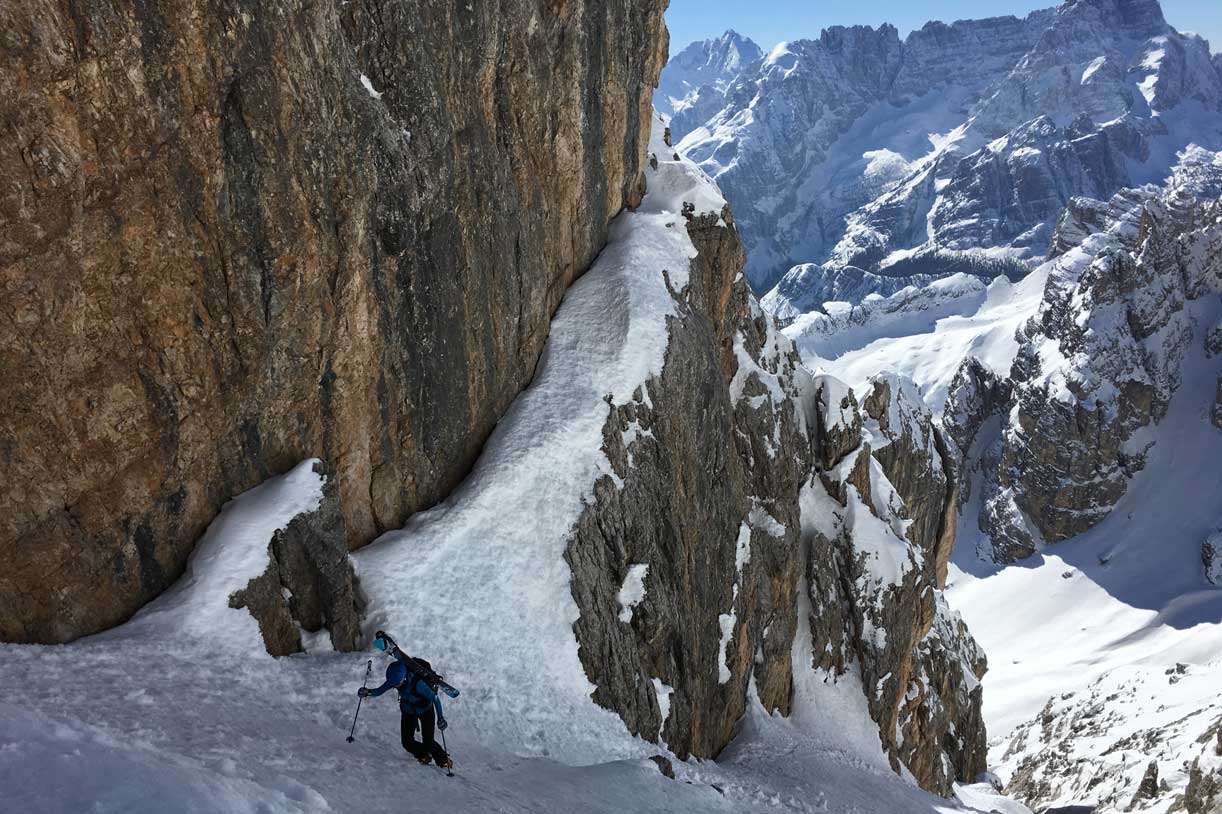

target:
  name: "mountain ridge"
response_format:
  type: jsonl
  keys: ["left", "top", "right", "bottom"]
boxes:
{"left": 663, "top": 0, "right": 1222, "bottom": 301}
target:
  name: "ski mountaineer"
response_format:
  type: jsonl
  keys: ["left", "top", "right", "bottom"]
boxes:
{"left": 358, "top": 636, "right": 453, "bottom": 769}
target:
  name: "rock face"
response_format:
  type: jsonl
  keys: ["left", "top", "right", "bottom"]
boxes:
{"left": 1131, "top": 759, "right": 1161, "bottom": 808}
{"left": 667, "top": 0, "right": 1222, "bottom": 299}
{"left": 1213, "top": 376, "right": 1222, "bottom": 429}
{"left": 861, "top": 375, "right": 957, "bottom": 587}
{"left": 802, "top": 372, "right": 987, "bottom": 795}
{"left": 0, "top": 0, "right": 667, "bottom": 643}
{"left": 1205, "top": 532, "right": 1222, "bottom": 587}
{"left": 1178, "top": 756, "right": 1222, "bottom": 814}
{"left": 563, "top": 139, "right": 986, "bottom": 790}
{"left": 977, "top": 182, "right": 1222, "bottom": 557}
{"left": 566, "top": 207, "right": 811, "bottom": 758}
{"left": 228, "top": 462, "right": 362, "bottom": 656}
{"left": 948, "top": 173, "right": 1222, "bottom": 562}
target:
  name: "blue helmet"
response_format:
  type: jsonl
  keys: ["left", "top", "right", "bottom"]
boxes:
{"left": 373, "top": 637, "right": 387, "bottom": 651}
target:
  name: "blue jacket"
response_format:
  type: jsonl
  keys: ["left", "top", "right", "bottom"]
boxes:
{"left": 369, "top": 660, "right": 443, "bottom": 717}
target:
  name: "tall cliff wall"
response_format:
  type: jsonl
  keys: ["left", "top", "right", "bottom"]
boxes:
{"left": 558, "top": 126, "right": 987, "bottom": 792}
{"left": 0, "top": 0, "right": 667, "bottom": 643}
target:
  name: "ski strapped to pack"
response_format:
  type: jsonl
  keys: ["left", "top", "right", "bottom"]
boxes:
{"left": 374, "top": 630, "right": 461, "bottom": 698}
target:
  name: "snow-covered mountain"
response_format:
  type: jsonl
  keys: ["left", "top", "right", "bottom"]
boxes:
{"left": 787, "top": 144, "right": 1222, "bottom": 811}
{"left": 666, "top": 0, "right": 1222, "bottom": 301}
{"left": 654, "top": 31, "right": 761, "bottom": 126}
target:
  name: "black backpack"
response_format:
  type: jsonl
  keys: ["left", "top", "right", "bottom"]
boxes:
{"left": 375, "top": 630, "right": 459, "bottom": 698}
{"left": 399, "top": 655, "right": 444, "bottom": 693}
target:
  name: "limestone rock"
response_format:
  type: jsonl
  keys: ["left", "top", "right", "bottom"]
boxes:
{"left": 1213, "top": 376, "right": 1222, "bottom": 430}
{"left": 648, "top": 755, "right": 676, "bottom": 779}
{"left": 815, "top": 376, "right": 863, "bottom": 470}
{"left": 861, "top": 374, "right": 957, "bottom": 587}
{"left": 566, "top": 206, "right": 811, "bottom": 760}
{"left": 228, "top": 462, "right": 361, "bottom": 656}
{"left": 1131, "top": 760, "right": 1161, "bottom": 809}
{"left": 1207, "top": 321, "right": 1222, "bottom": 357}
{"left": 969, "top": 184, "right": 1222, "bottom": 562}
{"left": 0, "top": 0, "right": 668, "bottom": 643}
{"left": 808, "top": 374, "right": 988, "bottom": 795}
{"left": 1175, "top": 759, "right": 1222, "bottom": 814}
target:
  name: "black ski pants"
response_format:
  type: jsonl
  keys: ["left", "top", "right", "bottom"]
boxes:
{"left": 401, "top": 707, "right": 448, "bottom": 764}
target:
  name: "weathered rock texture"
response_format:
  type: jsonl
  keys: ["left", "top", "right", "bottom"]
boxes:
{"left": 228, "top": 462, "right": 362, "bottom": 655}
{"left": 566, "top": 204, "right": 812, "bottom": 760}
{"left": 806, "top": 374, "right": 987, "bottom": 795}
{"left": 862, "top": 374, "right": 958, "bottom": 588}
{"left": 563, "top": 146, "right": 985, "bottom": 791}
{"left": 1204, "top": 532, "right": 1222, "bottom": 587}
{"left": 1176, "top": 758, "right": 1222, "bottom": 814}
{"left": 945, "top": 176, "right": 1222, "bottom": 563}
{"left": 0, "top": 0, "right": 667, "bottom": 643}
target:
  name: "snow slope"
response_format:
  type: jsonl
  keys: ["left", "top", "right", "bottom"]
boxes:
{"left": 947, "top": 319, "right": 1222, "bottom": 810}
{"left": 947, "top": 317, "right": 1222, "bottom": 734}
{"left": 0, "top": 115, "right": 1023, "bottom": 814}
{"left": 0, "top": 610, "right": 1017, "bottom": 814}
{"left": 354, "top": 114, "right": 713, "bottom": 767}
{"left": 785, "top": 271, "right": 1047, "bottom": 414}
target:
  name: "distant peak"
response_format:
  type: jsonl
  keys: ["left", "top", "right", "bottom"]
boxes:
{"left": 712, "top": 30, "right": 763, "bottom": 56}
{"left": 1057, "top": 0, "right": 1167, "bottom": 33}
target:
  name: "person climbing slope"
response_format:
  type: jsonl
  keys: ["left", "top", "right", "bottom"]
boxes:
{"left": 358, "top": 632, "right": 453, "bottom": 769}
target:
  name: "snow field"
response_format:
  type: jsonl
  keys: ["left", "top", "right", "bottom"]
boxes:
{"left": 948, "top": 299, "right": 1222, "bottom": 744}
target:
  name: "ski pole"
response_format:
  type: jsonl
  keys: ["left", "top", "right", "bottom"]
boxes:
{"left": 346, "top": 659, "right": 373, "bottom": 743}
{"left": 440, "top": 726, "right": 454, "bottom": 776}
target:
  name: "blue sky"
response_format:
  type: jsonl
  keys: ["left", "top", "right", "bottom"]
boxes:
{"left": 665, "top": 0, "right": 1222, "bottom": 56}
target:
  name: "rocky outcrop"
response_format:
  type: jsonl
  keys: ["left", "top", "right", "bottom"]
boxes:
{"left": 566, "top": 192, "right": 812, "bottom": 758}
{"left": 0, "top": 0, "right": 667, "bottom": 643}
{"left": 562, "top": 139, "right": 984, "bottom": 789}
{"left": 1204, "top": 532, "right": 1222, "bottom": 586}
{"left": 228, "top": 462, "right": 361, "bottom": 656}
{"left": 958, "top": 181, "right": 1222, "bottom": 561}
{"left": 1131, "top": 760, "right": 1162, "bottom": 809}
{"left": 1213, "top": 376, "right": 1222, "bottom": 429}
{"left": 861, "top": 374, "right": 957, "bottom": 587}
{"left": 803, "top": 373, "right": 987, "bottom": 795}
{"left": 1176, "top": 758, "right": 1222, "bottom": 814}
